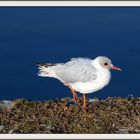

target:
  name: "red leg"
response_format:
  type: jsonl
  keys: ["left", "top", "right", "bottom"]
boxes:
{"left": 83, "top": 94, "right": 87, "bottom": 111}
{"left": 66, "top": 82, "right": 78, "bottom": 102}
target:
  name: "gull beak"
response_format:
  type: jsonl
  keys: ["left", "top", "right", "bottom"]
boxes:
{"left": 111, "top": 66, "right": 122, "bottom": 71}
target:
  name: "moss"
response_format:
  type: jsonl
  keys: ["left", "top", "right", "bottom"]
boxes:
{"left": 0, "top": 97, "right": 140, "bottom": 133}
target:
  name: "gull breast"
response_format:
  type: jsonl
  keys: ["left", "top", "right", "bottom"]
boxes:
{"left": 70, "top": 69, "right": 111, "bottom": 94}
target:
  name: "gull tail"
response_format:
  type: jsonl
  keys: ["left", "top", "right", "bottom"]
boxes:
{"left": 36, "top": 63, "right": 57, "bottom": 77}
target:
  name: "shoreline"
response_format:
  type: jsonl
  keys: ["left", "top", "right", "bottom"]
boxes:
{"left": 0, "top": 97, "right": 140, "bottom": 134}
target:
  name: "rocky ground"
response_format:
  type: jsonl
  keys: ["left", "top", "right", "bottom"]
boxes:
{"left": 0, "top": 97, "right": 140, "bottom": 134}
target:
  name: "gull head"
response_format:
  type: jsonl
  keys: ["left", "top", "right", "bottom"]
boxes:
{"left": 94, "top": 56, "right": 122, "bottom": 71}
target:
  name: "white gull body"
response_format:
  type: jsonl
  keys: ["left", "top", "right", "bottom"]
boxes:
{"left": 38, "top": 56, "right": 111, "bottom": 94}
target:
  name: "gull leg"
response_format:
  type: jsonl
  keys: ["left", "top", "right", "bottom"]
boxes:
{"left": 83, "top": 94, "right": 87, "bottom": 111}
{"left": 66, "top": 82, "right": 78, "bottom": 102}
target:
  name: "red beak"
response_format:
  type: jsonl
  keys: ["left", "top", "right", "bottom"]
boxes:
{"left": 111, "top": 66, "right": 122, "bottom": 71}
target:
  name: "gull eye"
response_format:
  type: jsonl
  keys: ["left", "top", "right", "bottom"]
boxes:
{"left": 104, "top": 62, "right": 108, "bottom": 66}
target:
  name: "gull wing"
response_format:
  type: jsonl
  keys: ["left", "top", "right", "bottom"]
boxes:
{"left": 53, "top": 58, "right": 97, "bottom": 83}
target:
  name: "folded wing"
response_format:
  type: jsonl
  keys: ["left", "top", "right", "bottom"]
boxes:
{"left": 53, "top": 58, "right": 97, "bottom": 83}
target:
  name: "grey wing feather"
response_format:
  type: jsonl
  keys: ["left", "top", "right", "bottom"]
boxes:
{"left": 52, "top": 58, "right": 97, "bottom": 83}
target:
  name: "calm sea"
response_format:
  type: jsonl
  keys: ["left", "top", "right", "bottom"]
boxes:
{"left": 0, "top": 7, "right": 140, "bottom": 100}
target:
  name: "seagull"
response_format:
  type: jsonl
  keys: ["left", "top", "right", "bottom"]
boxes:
{"left": 37, "top": 56, "right": 121, "bottom": 111}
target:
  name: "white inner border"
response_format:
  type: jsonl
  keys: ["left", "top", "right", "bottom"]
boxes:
{"left": 0, "top": 1, "right": 140, "bottom": 139}
{"left": 0, "top": 1, "right": 140, "bottom": 6}
{"left": 0, "top": 134, "right": 140, "bottom": 139}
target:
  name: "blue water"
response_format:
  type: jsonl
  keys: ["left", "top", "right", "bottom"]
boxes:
{"left": 0, "top": 7, "right": 140, "bottom": 101}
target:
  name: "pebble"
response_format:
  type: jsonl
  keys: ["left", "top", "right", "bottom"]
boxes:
{"left": 89, "top": 98, "right": 99, "bottom": 102}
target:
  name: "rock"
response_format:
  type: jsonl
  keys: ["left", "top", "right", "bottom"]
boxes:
{"left": 116, "top": 128, "right": 129, "bottom": 134}
{"left": 89, "top": 98, "right": 99, "bottom": 102}
{"left": 0, "top": 100, "right": 14, "bottom": 110}
{"left": 9, "top": 130, "right": 14, "bottom": 134}
{"left": 0, "top": 97, "right": 139, "bottom": 133}
{"left": 135, "top": 130, "right": 140, "bottom": 133}
{"left": 0, "top": 125, "right": 4, "bottom": 132}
